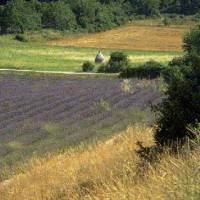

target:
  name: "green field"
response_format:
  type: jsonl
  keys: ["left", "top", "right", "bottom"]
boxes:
{"left": 0, "top": 34, "right": 182, "bottom": 72}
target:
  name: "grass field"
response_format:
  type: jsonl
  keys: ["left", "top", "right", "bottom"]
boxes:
{"left": 0, "top": 20, "right": 199, "bottom": 200}
{"left": 0, "top": 126, "right": 199, "bottom": 200}
{"left": 0, "top": 21, "right": 188, "bottom": 72}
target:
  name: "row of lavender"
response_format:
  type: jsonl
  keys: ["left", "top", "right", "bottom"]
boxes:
{"left": 0, "top": 74, "right": 163, "bottom": 159}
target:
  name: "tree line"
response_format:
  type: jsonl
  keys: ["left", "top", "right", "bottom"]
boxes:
{"left": 0, "top": 0, "right": 200, "bottom": 34}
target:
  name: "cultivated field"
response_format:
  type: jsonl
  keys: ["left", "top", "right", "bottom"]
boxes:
{"left": 0, "top": 20, "right": 187, "bottom": 72}
{"left": 0, "top": 73, "right": 163, "bottom": 175}
{"left": 52, "top": 22, "right": 190, "bottom": 52}
{"left": 0, "top": 19, "right": 198, "bottom": 200}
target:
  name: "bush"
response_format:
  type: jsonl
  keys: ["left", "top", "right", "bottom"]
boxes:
{"left": 168, "top": 57, "right": 186, "bottom": 67}
{"left": 155, "top": 25, "right": 200, "bottom": 146}
{"left": 155, "top": 54, "right": 200, "bottom": 146}
{"left": 183, "top": 25, "right": 200, "bottom": 55}
{"left": 120, "top": 60, "right": 165, "bottom": 79}
{"left": 155, "top": 26, "right": 200, "bottom": 146}
{"left": 97, "top": 64, "right": 106, "bottom": 73}
{"left": 15, "top": 34, "right": 28, "bottom": 42}
{"left": 103, "top": 52, "right": 130, "bottom": 73}
{"left": 82, "top": 61, "right": 95, "bottom": 72}
{"left": 162, "top": 17, "right": 171, "bottom": 26}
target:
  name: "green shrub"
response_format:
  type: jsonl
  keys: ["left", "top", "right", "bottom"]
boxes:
{"left": 155, "top": 54, "right": 200, "bottom": 146}
{"left": 97, "top": 64, "right": 106, "bottom": 73}
{"left": 103, "top": 52, "right": 130, "bottom": 73}
{"left": 155, "top": 26, "right": 200, "bottom": 146}
{"left": 120, "top": 60, "right": 165, "bottom": 79}
{"left": 183, "top": 25, "right": 200, "bottom": 55}
{"left": 15, "top": 34, "right": 28, "bottom": 42}
{"left": 169, "top": 57, "right": 186, "bottom": 67}
{"left": 82, "top": 61, "right": 95, "bottom": 72}
{"left": 162, "top": 17, "right": 171, "bottom": 26}
{"left": 193, "top": 13, "right": 200, "bottom": 22}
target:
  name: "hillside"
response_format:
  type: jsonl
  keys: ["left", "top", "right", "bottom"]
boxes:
{"left": 0, "top": 73, "right": 164, "bottom": 175}
{"left": 52, "top": 22, "right": 190, "bottom": 52}
{"left": 0, "top": 22, "right": 184, "bottom": 72}
{"left": 0, "top": 126, "right": 199, "bottom": 200}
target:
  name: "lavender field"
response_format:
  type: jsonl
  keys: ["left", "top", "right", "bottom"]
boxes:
{"left": 0, "top": 73, "right": 163, "bottom": 173}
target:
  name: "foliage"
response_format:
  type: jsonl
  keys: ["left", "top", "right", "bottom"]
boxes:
{"left": 82, "top": 61, "right": 95, "bottom": 72}
{"left": 168, "top": 56, "right": 186, "bottom": 67}
{"left": 120, "top": 60, "right": 165, "bottom": 79}
{"left": 1, "top": 0, "right": 200, "bottom": 34}
{"left": 130, "top": 0, "right": 161, "bottom": 16}
{"left": 0, "top": 0, "right": 41, "bottom": 33}
{"left": 103, "top": 52, "right": 130, "bottom": 73}
{"left": 183, "top": 25, "right": 200, "bottom": 55}
{"left": 155, "top": 55, "right": 200, "bottom": 146}
{"left": 155, "top": 25, "right": 200, "bottom": 146}
{"left": 41, "top": 1, "right": 76, "bottom": 30}
{"left": 162, "top": 17, "right": 170, "bottom": 26}
{"left": 14, "top": 34, "right": 28, "bottom": 42}
{"left": 161, "top": 15, "right": 189, "bottom": 26}
{"left": 97, "top": 64, "right": 106, "bottom": 73}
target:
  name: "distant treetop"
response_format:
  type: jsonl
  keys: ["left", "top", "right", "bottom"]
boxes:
{"left": 0, "top": 0, "right": 200, "bottom": 34}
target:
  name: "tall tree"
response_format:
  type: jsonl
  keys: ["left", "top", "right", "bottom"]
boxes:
{"left": 1, "top": 0, "right": 41, "bottom": 33}
{"left": 42, "top": 0, "right": 76, "bottom": 30}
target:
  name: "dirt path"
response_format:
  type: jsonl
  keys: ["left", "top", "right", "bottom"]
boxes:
{"left": 0, "top": 68, "right": 101, "bottom": 75}
{"left": 0, "top": 69, "right": 119, "bottom": 77}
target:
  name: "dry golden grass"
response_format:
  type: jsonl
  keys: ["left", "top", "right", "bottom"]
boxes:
{"left": 52, "top": 24, "right": 190, "bottom": 52}
{"left": 0, "top": 126, "right": 199, "bottom": 200}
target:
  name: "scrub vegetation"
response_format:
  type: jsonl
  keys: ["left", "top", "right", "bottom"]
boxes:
{"left": 0, "top": 1, "right": 199, "bottom": 199}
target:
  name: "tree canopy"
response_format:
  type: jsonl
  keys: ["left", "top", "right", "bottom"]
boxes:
{"left": 0, "top": 0, "right": 200, "bottom": 33}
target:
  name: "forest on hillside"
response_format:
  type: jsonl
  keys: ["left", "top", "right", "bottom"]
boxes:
{"left": 0, "top": 0, "right": 200, "bottom": 34}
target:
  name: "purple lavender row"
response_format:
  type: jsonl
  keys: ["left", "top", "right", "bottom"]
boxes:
{"left": 0, "top": 84, "right": 120, "bottom": 131}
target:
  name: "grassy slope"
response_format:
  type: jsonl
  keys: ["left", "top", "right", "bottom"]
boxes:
{"left": 0, "top": 73, "right": 161, "bottom": 179}
{"left": 0, "top": 126, "right": 199, "bottom": 200}
{"left": 52, "top": 20, "right": 191, "bottom": 52}
{"left": 0, "top": 21, "right": 198, "bottom": 199}
{"left": 0, "top": 21, "right": 186, "bottom": 72}
{"left": 0, "top": 107, "right": 151, "bottom": 178}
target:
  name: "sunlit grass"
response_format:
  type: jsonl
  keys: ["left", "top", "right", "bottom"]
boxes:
{"left": 0, "top": 33, "right": 182, "bottom": 72}
{"left": 53, "top": 22, "right": 190, "bottom": 52}
{"left": 0, "top": 126, "right": 199, "bottom": 200}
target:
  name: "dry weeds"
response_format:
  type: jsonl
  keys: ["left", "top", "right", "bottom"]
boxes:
{"left": 52, "top": 24, "right": 190, "bottom": 52}
{"left": 0, "top": 125, "right": 199, "bottom": 200}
